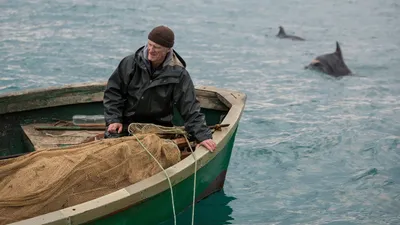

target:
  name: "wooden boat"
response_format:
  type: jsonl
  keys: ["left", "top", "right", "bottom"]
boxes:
{"left": 0, "top": 82, "right": 246, "bottom": 225}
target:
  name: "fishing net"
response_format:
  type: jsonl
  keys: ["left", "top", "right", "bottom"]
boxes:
{"left": 0, "top": 124, "right": 182, "bottom": 225}
{"left": 128, "top": 123, "right": 187, "bottom": 136}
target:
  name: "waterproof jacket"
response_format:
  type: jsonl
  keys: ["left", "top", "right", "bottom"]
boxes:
{"left": 103, "top": 46, "right": 212, "bottom": 142}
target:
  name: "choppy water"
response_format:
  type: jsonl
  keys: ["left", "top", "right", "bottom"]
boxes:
{"left": 1, "top": 0, "right": 400, "bottom": 224}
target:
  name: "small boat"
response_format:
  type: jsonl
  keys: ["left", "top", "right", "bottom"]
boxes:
{"left": 0, "top": 82, "right": 246, "bottom": 225}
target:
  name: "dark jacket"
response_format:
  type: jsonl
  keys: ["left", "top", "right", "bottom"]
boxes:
{"left": 103, "top": 46, "right": 212, "bottom": 142}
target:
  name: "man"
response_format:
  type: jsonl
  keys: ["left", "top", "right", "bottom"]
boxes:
{"left": 103, "top": 25, "right": 216, "bottom": 152}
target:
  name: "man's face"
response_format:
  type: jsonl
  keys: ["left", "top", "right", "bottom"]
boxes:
{"left": 147, "top": 40, "right": 170, "bottom": 64}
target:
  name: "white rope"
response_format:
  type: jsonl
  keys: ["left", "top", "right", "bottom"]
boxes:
{"left": 131, "top": 133, "right": 177, "bottom": 225}
{"left": 128, "top": 123, "right": 198, "bottom": 225}
{"left": 183, "top": 136, "right": 197, "bottom": 225}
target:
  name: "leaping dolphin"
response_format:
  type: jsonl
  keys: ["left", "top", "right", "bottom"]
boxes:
{"left": 305, "top": 41, "right": 352, "bottom": 77}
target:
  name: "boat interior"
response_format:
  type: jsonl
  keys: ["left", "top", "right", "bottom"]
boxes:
{"left": 0, "top": 101, "right": 229, "bottom": 161}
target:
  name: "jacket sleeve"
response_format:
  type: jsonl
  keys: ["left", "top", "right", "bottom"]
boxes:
{"left": 103, "top": 59, "right": 127, "bottom": 125}
{"left": 173, "top": 70, "right": 213, "bottom": 142}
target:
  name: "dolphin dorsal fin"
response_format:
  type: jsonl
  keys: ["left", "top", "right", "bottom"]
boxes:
{"left": 335, "top": 41, "right": 343, "bottom": 59}
{"left": 278, "top": 26, "right": 286, "bottom": 36}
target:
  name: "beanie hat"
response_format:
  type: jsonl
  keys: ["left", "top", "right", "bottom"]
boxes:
{"left": 148, "top": 25, "right": 175, "bottom": 48}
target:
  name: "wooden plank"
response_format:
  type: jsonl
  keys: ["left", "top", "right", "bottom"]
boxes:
{"left": 0, "top": 82, "right": 106, "bottom": 114}
{"left": 21, "top": 124, "right": 103, "bottom": 150}
{"left": 196, "top": 95, "right": 229, "bottom": 111}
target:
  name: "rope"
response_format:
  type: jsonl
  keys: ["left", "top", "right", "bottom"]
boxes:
{"left": 183, "top": 135, "right": 197, "bottom": 225}
{"left": 131, "top": 133, "right": 177, "bottom": 225}
{"left": 127, "top": 123, "right": 199, "bottom": 225}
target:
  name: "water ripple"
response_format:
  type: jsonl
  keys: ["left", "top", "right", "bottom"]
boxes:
{"left": 1, "top": 0, "right": 400, "bottom": 224}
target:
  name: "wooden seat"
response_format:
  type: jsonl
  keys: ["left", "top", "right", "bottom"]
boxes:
{"left": 21, "top": 123, "right": 104, "bottom": 151}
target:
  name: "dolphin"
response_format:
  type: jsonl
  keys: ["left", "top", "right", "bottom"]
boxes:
{"left": 276, "top": 26, "right": 305, "bottom": 41}
{"left": 305, "top": 41, "right": 352, "bottom": 77}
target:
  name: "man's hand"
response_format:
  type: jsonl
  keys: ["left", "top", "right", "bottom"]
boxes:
{"left": 107, "top": 123, "right": 123, "bottom": 133}
{"left": 198, "top": 139, "right": 216, "bottom": 152}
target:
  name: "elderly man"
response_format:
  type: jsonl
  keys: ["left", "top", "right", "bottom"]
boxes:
{"left": 103, "top": 25, "right": 216, "bottom": 152}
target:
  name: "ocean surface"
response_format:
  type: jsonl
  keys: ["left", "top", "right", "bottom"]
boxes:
{"left": 1, "top": 0, "right": 399, "bottom": 224}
